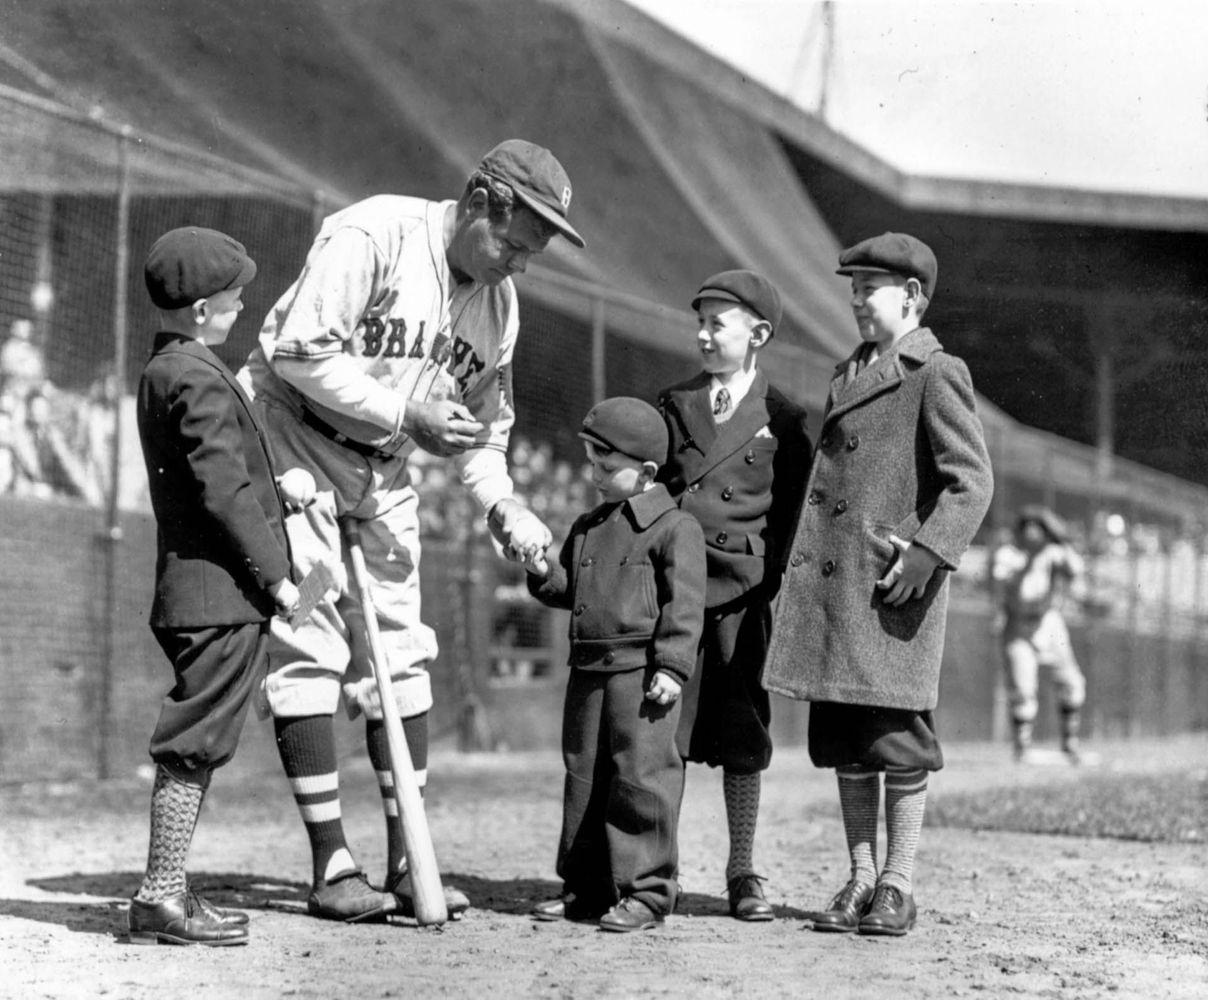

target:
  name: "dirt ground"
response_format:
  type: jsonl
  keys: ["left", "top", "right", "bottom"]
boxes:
{"left": 1, "top": 733, "right": 1205, "bottom": 1000}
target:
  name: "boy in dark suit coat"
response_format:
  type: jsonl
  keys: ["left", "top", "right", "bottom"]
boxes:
{"left": 764, "top": 233, "right": 993, "bottom": 936}
{"left": 657, "top": 270, "right": 811, "bottom": 920}
{"left": 129, "top": 227, "right": 299, "bottom": 946}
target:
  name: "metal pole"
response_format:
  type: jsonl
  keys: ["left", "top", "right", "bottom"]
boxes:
{"left": 590, "top": 296, "right": 606, "bottom": 404}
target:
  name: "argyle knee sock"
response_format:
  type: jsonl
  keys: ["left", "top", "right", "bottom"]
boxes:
{"left": 881, "top": 767, "right": 929, "bottom": 895}
{"left": 1060, "top": 707, "right": 1081, "bottom": 752}
{"left": 366, "top": 712, "right": 429, "bottom": 878}
{"left": 1012, "top": 718, "right": 1034, "bottom": 757}
{"left": 836, "top": 767, "right": 880, "bottom": 886}
{"left": 274, "top": 714, "right": 354, "bottom": 885}
{"left": 135, "top": 765, "right": 207, "bottom": 902}
{"left": 722, "top": 771, "right": 761, "bottom": 881}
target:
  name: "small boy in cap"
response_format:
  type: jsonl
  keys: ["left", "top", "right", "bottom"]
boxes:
{"left": 129, "top": 227, "right": 300, "bottom": 945}
{"left": 764, "top": 232, "right": 993, "bottom": 936}
{"left": 990, "top": 504, "right": 1088, "bottom": 763}
{"left": 526, "top": 396, "right": 706, "bottom": 932}
{"left": 656, "top": 269, "right": 811, "bottom": 920}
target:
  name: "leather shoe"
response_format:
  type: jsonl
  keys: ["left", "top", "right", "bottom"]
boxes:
{"left": 599, "top": 896, "right": 663, "bottom": 933}
{"left": 128, "top": 889, "right": 248, "bottom": 946}
{"left": 307, "top": 869, "right": 396, "bottom": 923}
{"left": 807, "top": 879, "right": 875, "bottom": 933}
{"left": 727, "top": 874, "right": 774, "bottom": 922}
{"left": 385, "top": 870, "right": 471, "bottom": 921}
{"left": 192, "top": 890, "right": 249, "bottom": 926}
{"left": 858, "top": 883, "right": 917, "bottom": 936}
{"left": 532, "top": 893, "right": 610, "bottom": 923}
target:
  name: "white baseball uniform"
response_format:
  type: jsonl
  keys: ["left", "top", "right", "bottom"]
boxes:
{"left": 239, "top": 195, "right": 519, "bottom": 720}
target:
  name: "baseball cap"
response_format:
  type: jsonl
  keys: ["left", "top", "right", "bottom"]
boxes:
{"left": 145, "top": 227, "right": 257, "bottom": 309}
{"left": 1017, "top": 504, "right": 1068, "bottom": 544}
{"left": 477, "top": 139, "right": 585, "bottom": 249}
{"left": 691, "top": 269, "right": 783, "bottom": 331}
{"left": 578, "top": 397, "right": 668, "bottom": 466}
{"left": 836, "top": 232, "right": 938, "bottom": 298}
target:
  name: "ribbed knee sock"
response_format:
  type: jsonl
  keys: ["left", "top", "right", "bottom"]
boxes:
{"left": 275, "top": 714, "right": 353, "bottom": 885}
{"left": 135, "top": 765, "right": 207, "bottom": 902}
{"left": 722, "top": 771, "right": 761, "bottom": 881}
{"left": 836, "top": 767, "right": 880, "bottom": 886}
{"left": 881, "top": 767, "right": 929, "bottom": 895}
{"left": 366, "top": 712, "right": 429, "bottom": 877}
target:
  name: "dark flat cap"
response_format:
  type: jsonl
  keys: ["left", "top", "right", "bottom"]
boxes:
{"left": 691, "top": 269, "right": 782, "bottom": 331}
{"left": 145, "top": 227, "right": 257, "bottom": 309}
{"left": 836, "top": 232, "right": 937, "bottom": 298}
{"left": 579, "top": 396, "right": 668, "bottom": 465}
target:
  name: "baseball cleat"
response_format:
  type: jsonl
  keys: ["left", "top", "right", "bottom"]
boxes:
{"left": 307, "top": 869, "right": 396, "bottom": 923}
{"left": 385, "top": 870, "right": 470, "bottom": 921}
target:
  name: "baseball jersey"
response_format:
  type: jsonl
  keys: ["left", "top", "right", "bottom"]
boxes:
{"left": 240, "top": 195, "right": 518, "bottom": 511}
{"left": 992, "top": 542, "right": 1083, "bottom": 619}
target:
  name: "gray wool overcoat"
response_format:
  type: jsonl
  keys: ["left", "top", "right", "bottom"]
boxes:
{"left": 762, "top": 327, "right": 994, "bottom": 712}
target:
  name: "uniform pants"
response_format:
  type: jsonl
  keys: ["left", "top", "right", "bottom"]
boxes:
{"left": 558, "top": 667, "right": 684, "bottom": 916}
{"left": 149, "top": 621, "right": 269, "bottom": 781}
{"left": 1003, "top": 609, "right": 1086, "bottom": 723}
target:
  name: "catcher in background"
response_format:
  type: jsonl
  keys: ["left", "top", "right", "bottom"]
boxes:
{"left": 990, "top": 504, "right": 1088, "bottom": 763}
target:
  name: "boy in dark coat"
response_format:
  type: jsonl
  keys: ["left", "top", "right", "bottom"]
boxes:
{"left": 129, "top": 227, "right": 299, "bottom": 945}
{"left": 657, "top": 270, "right": 811, "bottom": 920}
{"left": 527, "top": 397, "right": 706, "bottom": 932}
{"left": 764, "top": 233, "right": 993, "bottom": 936}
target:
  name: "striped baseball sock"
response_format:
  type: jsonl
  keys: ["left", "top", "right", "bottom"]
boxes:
{"left": 366, "top": 712, "right": 429, "bottom": 878}
{"left": 836, "top": 767, "right": 880, "bottom": 886}
{"left": 274, "top": 714, "right": 355, "bottom": 885}
{"left": 881, "top": 767, "right": 929, "bottom": 895}
{"left": 135, "top": 765, "right": 207, "bottom": 902}
{"left": 722, "top": 771, "right": 761, "bottom": 881}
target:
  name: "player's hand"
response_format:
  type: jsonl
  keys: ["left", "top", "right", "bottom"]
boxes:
{"left": 646, "top": 671, "right": 682, "bottom": 706}
{"left": 268, "top": 578, "right": 301, "bottom": 619}
{"left": 876, "top": 535, "right": 942, "bottom": 607}
{"left": 403, "top": 399, "right": 484, "bottom": 456}
{"left": 488, "top": 497, "right": 553, "bottom": 566}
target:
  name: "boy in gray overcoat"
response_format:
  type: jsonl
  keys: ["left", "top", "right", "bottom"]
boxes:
{"left": 763, "top": 232, "right": 993, "bottom": 937}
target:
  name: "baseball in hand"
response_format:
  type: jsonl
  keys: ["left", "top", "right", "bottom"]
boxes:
{"left": 278, "top": 468, "right": 317, "bottom": 511}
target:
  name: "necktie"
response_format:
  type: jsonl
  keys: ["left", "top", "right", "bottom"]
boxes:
{"left": 713, "top": 387, "right": 731, "bottom": 416}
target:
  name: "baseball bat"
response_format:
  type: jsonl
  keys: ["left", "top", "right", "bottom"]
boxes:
{"left": 339, "top": 516, "right": 448, "bottom": 926}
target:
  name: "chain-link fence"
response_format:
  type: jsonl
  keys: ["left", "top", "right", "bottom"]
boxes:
{"left": 2, "top": 87, "right": 1206, "bottom": 782}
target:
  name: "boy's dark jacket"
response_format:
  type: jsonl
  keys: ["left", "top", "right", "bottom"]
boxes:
{"left": 527, "top": 484, "right": 705, "bottom": 683}
{"left": 137, "top": 332, "right": 291, "bottom": 627}
{"left": 763, "top": 328, "right": 993, "bottom": 711}
{"left": 657, "top": 369, "right": 812, "bottom": 607}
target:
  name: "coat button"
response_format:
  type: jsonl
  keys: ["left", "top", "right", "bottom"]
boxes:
{"left": 822, "top": 560, "right": 836, "bottom": 576}
{"left": 835, "top": 499, "right": 848, "bottom": 514}
{"left": 807, "top": 491, "right": 822, "bottom": 505}
{"left": 716, "top": 531, "right": 728, "bottom": 545}
{"left": 847, "top": 435, "right": 860, "bottom": 451}
{"left": 574, "top": 604, "right": 586, "bottom": 615}
{"left": 820, "top": 435, "right": 831, "bottom": 449}
{"left": 744, "top": 450, "right": 755, "bottom": 464}
{"left": 790, "top": 553, "right": 804, "bottom": 567}
{"left": 721, "top": 486, "right": 734, "bottom": 501}
{"left": 581, "top": 557, "right": 593, "bottom": 566}
{"left": 687, "top": 483, "right": 700, "bottom": 493}
{"left": 603, "top": 652, "right": 615, "bottom": 665}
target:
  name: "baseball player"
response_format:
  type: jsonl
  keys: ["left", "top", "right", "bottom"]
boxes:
{"left": 990, "top": 505, "right": 1088, "bottom": 763}
{"left": 238, "top": 139, "right": 585, "bottom": 922}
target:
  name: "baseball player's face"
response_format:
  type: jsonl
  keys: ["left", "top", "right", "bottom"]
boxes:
{"left": 696, "top": 300, "right": 761, "bottom": 377}
{"left": 456, "top": 202, "right": 551, "bottom": 286}
{"left": 849, "top": 272, "right": 911, "bottom": 346}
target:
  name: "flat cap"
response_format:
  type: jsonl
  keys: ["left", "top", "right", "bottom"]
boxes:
{"left": 145, "top": 227, "right": 257, "bottom": 309}
{"left": 578, "top": 396, "right": 668, "bottom": 466}
{"left": 836, "top": 232, "right": 937, "bottom": 298}
{"left": 691, "top": 269, "right": 782, "bottom": 331}
{"left": 478, "top": 139, "right": 585, "bottom": 249}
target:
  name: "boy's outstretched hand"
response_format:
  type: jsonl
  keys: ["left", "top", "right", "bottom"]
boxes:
{"left": 876, "top": 535, "right": 942, "bottom": 606}
{"left": 646, "top": 670, "right": 682, "bottom": 706}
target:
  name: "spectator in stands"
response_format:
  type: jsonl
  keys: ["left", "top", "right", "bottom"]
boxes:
{"left": 0, "top": 318, "right": 46, "bottom": 406}
{"left": 9, "top": 385, "right": 102, "bottom": 505}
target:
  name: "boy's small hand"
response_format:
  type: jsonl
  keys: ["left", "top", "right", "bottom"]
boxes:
{"left": 646, "top": 670, "right": 682, "bottom": 706}
{"left": 268, "top": 578, "right": 301, "bottom": 619}
{"left": 876, "top": 535, "right": 942, "bottom": 606}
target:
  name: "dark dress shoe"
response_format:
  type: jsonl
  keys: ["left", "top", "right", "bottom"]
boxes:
{"left": 307, "top": 869, "right": 395, "bottom": 923}
{"left": 192, "top": 890, "right": 249, "bottom": 926}
{"left": 858, "top": 883, "right": 917, "bottom": 936}
{"left": 128, "top": 890, "right": 248, "bottom": 946}
{"left": 385, "top": 870, "right": 471, "bottom": 921}
{"left": 532, "top": 893, "right": 609, "bottom": 923}
{"left": 599, "top": 896, "right": 663, "bottom": 933}
{"left": 727, "top": 874, "right": 774, "bottom": 922}
{"left": 807, "top": 879, "right": 875, "bottom": 933}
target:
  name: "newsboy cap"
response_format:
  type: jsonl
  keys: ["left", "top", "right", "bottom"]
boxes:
{"left": 578, "top": 396, "right": 668, "bottom": 466}
{"left": 836, "top": 232, "right": 938, "bottom": 298}
{"left": 144, "top": 227, "right": 257, "bottom": 310}
{"left": 478, "top": 139, "right": 585, "bottom": 249}
{"left": 691, "top": 269, "right": 782, "bottom": 331}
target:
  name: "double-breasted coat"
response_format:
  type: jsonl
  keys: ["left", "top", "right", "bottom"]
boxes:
{"left": 762, "top": 328, "right": 993, "bottom": 712}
